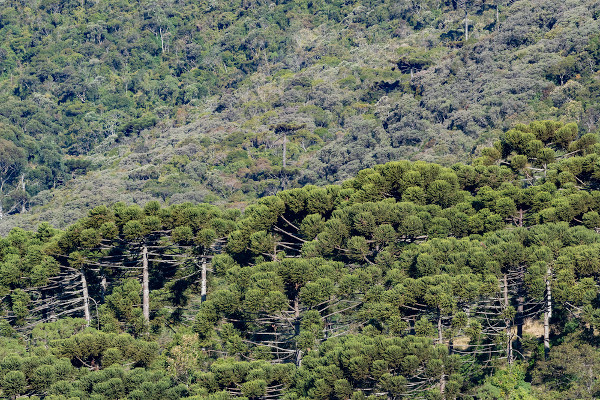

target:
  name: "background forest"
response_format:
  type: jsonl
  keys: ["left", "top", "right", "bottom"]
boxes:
{"left": 0, "top": 0, "right": 600, "bottom": 233}
{"left": 2, "top": 0, "right": 600, "bottom": 399}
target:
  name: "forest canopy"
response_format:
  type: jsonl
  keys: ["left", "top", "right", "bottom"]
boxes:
{"left": 1, "top": 122, "right": 600, "bottom": 398}
{"left": 1, "top": 0, "right": 600, "bottom": 233}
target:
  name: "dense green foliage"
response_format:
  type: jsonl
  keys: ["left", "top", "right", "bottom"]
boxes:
{"left": 1, "top": 0, "right": 600, "bottom": 396}
{"left": 1, "top": 0, "right": 600, "bottom": 233}
{"left": 3, "top": 123, "right": 600, "bottom": 398}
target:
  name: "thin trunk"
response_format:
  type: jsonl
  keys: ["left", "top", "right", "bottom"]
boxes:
{"left": 142, "top": 245, "right": 150, "bottom": 324}
{"left": 438, "top": 311, "right": 443, "bottom": 344}
{"left": 159, "top": 27, "right": 165, "bottom": 53}
{"left": 464, "top": 10, "right": 468, "bottom": 41}
{"left": 544, "top": 266, "right": 552, "bottom": 360}
{"left": 504, "top": 274, "right": 512, "bottom": 364}
{"left": 100, "top": 276, "right": 107, "bottom": 302}
{"left": 496, "top": 4, "right": 499, "bottom": 30}
{"left": 0, "top": 180, "right": 4, "bottom": 220}
{"left": 437, "top": 311, "right": 447, "bottom": 396}
{"left": 201, "top": 258, "right": 207, "bottom": 303}
{"left": 294, "top": 286, "right": 302, "bottom": 366}
{"left": 294, "top": 296, "right": 300, "bottom": 319}
{"left": 281, "top": 131, "right": 288, "bottom": 190}
{"left": 296, "top": 349, "right": 303, "bottom": 367}
{"left": 20, "top": 174, "right": 26, "bottom": 214}
{"left": 515, "top": 292, "right": 524, "bottom": 355}
{"left": 81, "top": 269, "right": 91, "bottom": 327}
{"left": 293, "top": 284, "right": 300, "bottom": 334}
{"left": 282, "top": 132, "right": 287, "bottom": 168}
{"left": 518, "top": 208, "right": 523, "bottom": 227}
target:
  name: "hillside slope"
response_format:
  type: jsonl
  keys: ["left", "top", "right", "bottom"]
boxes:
{"left": 0, "top": 0, "right": 599, "bottom": 234}
{"left": 3, "top": 126, "right": 600, "bottom": 398}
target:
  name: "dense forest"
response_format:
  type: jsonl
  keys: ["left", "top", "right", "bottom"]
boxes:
{"left": 2, "top": 0, "right": 600, "bottom": 398}
{"left": 1, "top": 0, "right": 600, "bottom": 233}
{"left": 2, "top": 121, "right": 600, "bottom": 398}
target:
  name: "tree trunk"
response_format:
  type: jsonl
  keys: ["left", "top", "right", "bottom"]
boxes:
{"left": 296, "top": 349, "right": 303, "bottom": 367}
{"left": 294, "top": 296, "right": 300, "bottom": 320}
{"left": 293, "top": 284, "right": 300, "bottom": 335}
{"left": 515, "top": 292, "right": 524, "bottom": 356}
{"left": 142, "top": 245, "right": 150, "bottom": 324}
{"left": 496, "top": 4, "right": 499, "bottom": 30}
{"left": 282, "top": 131, "right": 287, "bottom": 168}
{"left": 438, "top": 311, "right": 443, "bottom": 344}
{"left": 201, "top": 257, "right": 207, "bottom": 303}
{"left": 159, "top": 27, "right": 165, "bottom": 53}
{"left": 0, "top": 180, "right": 4, "bottom": 220}
{"left": 81, "top": 269, "right": 91, "bottom": 327}
{"left": 294, "top": 287, "right": 302, "bottom": 366}
{"left": 100, "top": 276, "right": 107, "bottom": 302}
{"left": 20, "top": 174, "right": 26, "bottom": 214}
{"left": 464, "top": 10, "right": 469, "bottom": 41}
{"left": 544, "top": 266, "right": 552, "bottom": 360}
{"left": 504, "top": 274, "right": 513, "bottom": 364}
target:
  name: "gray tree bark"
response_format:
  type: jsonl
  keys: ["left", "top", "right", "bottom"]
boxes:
{"left": 80, "top": 269, "right": 91, "bottom": 327}
{"left": 544, "top": 266, "right": 552, "bottom": 360}
{"left": 465, "top": 10, "right": 469, "bottom": 41}
{"left": 20, "top": 174, "right": 26, "bottom": 214}
{"left": 282, "top": 132, "right": 287, "bottom": 168}
{"left": 201, "top": 257, "right": 207, "bottom": 303}
{"left": 142, "top": 245, "right": 150, "bottom": 324}
{"left": 504, "top": 274, "right": 513, "bottom": 364}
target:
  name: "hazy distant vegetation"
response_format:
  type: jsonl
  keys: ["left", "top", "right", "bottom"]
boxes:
{"left": 1, "top": 0, "right": 600, "bottom": 232}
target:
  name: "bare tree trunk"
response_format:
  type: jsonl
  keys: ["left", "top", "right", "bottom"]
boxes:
{"left": 201, "top": 257, "right": 207, "bottom": 303}
{"left": 159, "top": 27, "right": 165, "bottom": 53}
{"left": 496, "top": 3, "right": 499, "bottom": 30}
{"left": 100, "top": 276, "right": 107, "bottom": 302}
{"left": 544, "top": 266, "right": 552, "bottom": 360}
{"left": 296, "top": 349, "right": 303, "bottom": 367}
{"left": 0, "top": 181, "right": 4, "bottom": 220}
{"left": 464, "top": 10, "right": 469, "bottom": 41}
{"left": 515, "top": 292, "right": 524, "bottom": 356}
{"left": 437, "top": 308, "right": 446, "bottom": 396}
{"left": 294, "top": 296, "right": 300, "bottom": 319}
{"left": 504, "top": 274, "right": 512, "bottom": 364}
{"left": 438, "top": 312, "right": 443, "bottom": 344}
{"left": 142, "top": 245, "right": 150, "bottom": 324}
{"left": 20, "top": 174, "right": 26, "bottom": 214}
{"left": 282, "top": 131, "right": 287, "bottom": 168}
{"left": 294, "top": 289, "right": 302, "bottom": 366}
{"left": 81, "top": 269, "right": 91, "bottom": 327}
{"left": 293, "top": 285, "right": 300, "bottom": 334}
